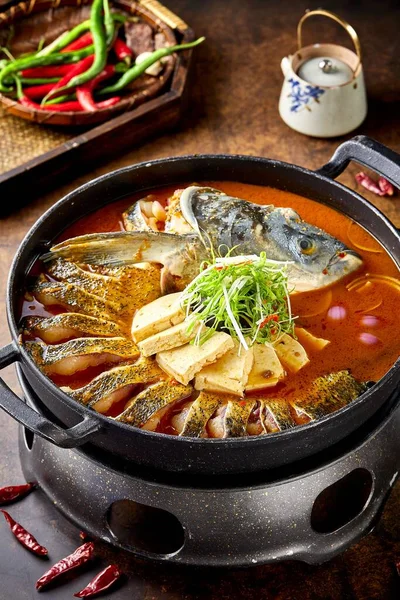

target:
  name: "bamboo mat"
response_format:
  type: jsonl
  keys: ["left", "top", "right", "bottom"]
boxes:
{"left": 0, "top": 110, "right": 72, "bottom": 173}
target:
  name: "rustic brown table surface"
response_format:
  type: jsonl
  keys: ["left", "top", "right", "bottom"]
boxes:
{"left": 1, "top": 0, "right": 400, "bottom": 598}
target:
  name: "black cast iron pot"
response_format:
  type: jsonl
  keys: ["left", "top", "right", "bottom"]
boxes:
{"left": 1, "top": 135, "right": 399, "bottom": 475}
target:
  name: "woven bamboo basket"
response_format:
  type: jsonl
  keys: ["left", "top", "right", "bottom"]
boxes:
{"left": 0, "top": 0, "right": 179, "bottom": 125}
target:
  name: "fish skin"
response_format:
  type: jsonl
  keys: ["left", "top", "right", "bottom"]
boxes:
{"left": 263, "top": 400, "right": 296, "bottom": 432}
{"left": 115, "top": 380, "right": 192, "bottom": 427}
{"left": 32, "top": 277, "right": 125, "bottom": 325}
{"left": 179, "top": 391, "right": 221, "bottom": 437}
{"left": 65, "top": 357, "right": 164, "bottom": 407}
{"left": 290, "top": 370, "right": 367, "bottom": 420}
{"left": 45, "top": 186, "right": 362, "bottom": 293}
{"left": 123, "top": 198, "right": 152, "bottom": 231}
{"left": 23, "top": 313, "right": 122, "bottom": 343}
{"left": 25, "top": 337, "right": 139, "bottom": 372}
{"left": 47, "top": 258, "right": 161, "bottom": 315}
{"left": 224, "top": 399, "right": 257, "bottom": 437}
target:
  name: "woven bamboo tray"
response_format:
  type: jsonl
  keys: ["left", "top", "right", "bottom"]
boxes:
{"left": 0, "top": 0, "right": 194, "bottom": 208}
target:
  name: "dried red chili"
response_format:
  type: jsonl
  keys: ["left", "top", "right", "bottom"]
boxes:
{"left": 36, "top": 542, "right": 95, "bottom": 591}
{"left": 378, "top": 176, "right": 395, "bottom": 196}
{"left": 1, "top": 510, "right": 48, "bottom": 556}
{"left": 0, "top": 482, "right": 35, "bottom": 505}
{"left": 74, "top": 564, "right": 122, "bottom": 598}
{"left": 355, "top": 172, "right": 385, "bottom": 196}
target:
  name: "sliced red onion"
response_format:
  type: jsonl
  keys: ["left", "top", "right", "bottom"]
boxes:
{"left": 327, "top": 305, "right": 347, "bottom": 321}
{"left": 360, "top": 315, "right": 380, "bottom": 327}
{"left": 359, "top": 332, "right": 381, "bottom": 345}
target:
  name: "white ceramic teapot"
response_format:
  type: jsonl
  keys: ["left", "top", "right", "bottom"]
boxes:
{"left": 279, "top": 9, "right": 367, "bottom": 138}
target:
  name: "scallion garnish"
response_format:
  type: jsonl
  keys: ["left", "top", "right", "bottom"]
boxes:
{"left": 181, "top": 252, "right": 295, "bottom": 348}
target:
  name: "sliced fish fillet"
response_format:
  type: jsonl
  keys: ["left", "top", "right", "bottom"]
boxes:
{"left": 25, "top": 337, "right": 139, "bottom": 376}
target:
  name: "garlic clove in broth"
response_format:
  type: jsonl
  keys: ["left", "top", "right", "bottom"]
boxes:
{"left": 135, "top": 51, "right": 164, "bottom": 76}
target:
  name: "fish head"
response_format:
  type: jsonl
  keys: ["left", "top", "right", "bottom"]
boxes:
{"left": 265, "top": 208, "right": 363, "bottom": 291}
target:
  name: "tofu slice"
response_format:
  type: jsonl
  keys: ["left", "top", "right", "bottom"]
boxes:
{"left": 245, "top": 343, "right": 285, "bottom": 392}
{"left": 138, "top": 320, "right": 200, "bottom": 357}
{"left": 131, "top": 292, "right": 184, "bottom": 342}
{"left": 156, "top": 331, "right": 234, "bottom": 386}
{"left": 294, "top": 327, "right": 330, "bottom": 352}
{"left": 273, "top": 333, "right": 310, "bottom": 374}
{"left": 195, "top": 339, "right": 254, "bottom": 396}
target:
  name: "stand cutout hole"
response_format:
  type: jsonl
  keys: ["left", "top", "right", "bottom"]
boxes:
{"left": 311, "top": 468, "right": 373, "bottom": 533}
{"left": 107, "top": 499, "right": 184, "bottom": 555}
{"left": 23, "top": 427, "right": 34, "bottom": 451}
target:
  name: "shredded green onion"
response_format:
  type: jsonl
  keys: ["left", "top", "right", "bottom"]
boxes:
{"left": 181, "top": 252, "right": 295, "bottom": 347}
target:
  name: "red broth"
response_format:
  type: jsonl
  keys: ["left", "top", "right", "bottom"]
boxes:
{"left": 21, "top": 182, "right": 400, "bottom": 415}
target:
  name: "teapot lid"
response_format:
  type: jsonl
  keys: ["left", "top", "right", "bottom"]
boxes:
{"left": 297, "top": 56, "right": 354, "bottom": 86}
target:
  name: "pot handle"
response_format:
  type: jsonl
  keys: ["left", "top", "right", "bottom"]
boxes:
{"left": 0, "top": 342, "right": 102, "bottom": 448}
{"left": 316, "top": 135, "right": 400, "bottom": 187}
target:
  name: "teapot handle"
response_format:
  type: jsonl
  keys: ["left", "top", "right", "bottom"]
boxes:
{"left": 297, "top": 9, "right": 362, "bottom": 71}
{"left": 316, "top": 135, "right": 400, "bottom": 188}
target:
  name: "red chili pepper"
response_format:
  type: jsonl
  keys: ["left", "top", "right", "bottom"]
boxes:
{"left": 24, "top": 82, "right": 59, "bottom": 100}
{"left": 1, "top": 510, "right": 48, "bottom": 556}
{"left": 113, "top": 38, "right": 133, "bottom": 64}
{"left": 44, "top": 55, "right": 95, "bottom": 100}
{"left": 96, "top": 96, "right": 121, "bottom": 108}
{"left": 76, "top": 64, "right": 116, "bottom": 112}
{"left": 21, "top": 65, "right": 76, "bottom": 78}
{"left": 74, "top": 564, "right": 122, "bottom": 598}
{"left": 61, "top": 31, "right": 93, "bottom": 53}
{"left": 378, "top": 176, "right": 395, "bottom": 196}
{"left": 259, "top": 314, "right": 279, "bottom": 329}
{"left": 0, "top": 482, "right": 35, "bottom": 505}
{"left": 42, "top": 97, "right": 121, "bottom": 112}
{"left": 355, "top": 172, "right": 385, "bottom": 196}
{"left": 36, "top": 542, "right": 95, "bottom": 591}
{"left": 14, "top": 77, "right": 40, "bottom": 109}
{"left": 43, "top": 101, "right": 85, "bottom": 111}
{"left": 396, "top": 559, "right": 400, "bottom": 576}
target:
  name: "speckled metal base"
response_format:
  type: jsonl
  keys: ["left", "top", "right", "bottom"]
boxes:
{"left": 18, "top": 367, "right": 400, "bottom": 568}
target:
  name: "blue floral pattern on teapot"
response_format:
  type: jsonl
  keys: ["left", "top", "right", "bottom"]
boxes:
{"left": 288, "top": 78, "right": 325, "bottom": 112}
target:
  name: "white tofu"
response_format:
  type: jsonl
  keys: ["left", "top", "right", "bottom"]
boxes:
{"left": 138, "top": 320, "right": 200, "bottom": 357}
{"left": 273, "top": 333, "right": 310, "bottom": 374}
{"left": 245, "top": 343, "right": 285, "bottom": 392}
{"left": 195, "top": 339, "right": 254, "bottom": 396}
{"left": 294, "top": 327, "right": 330, "bottom": 352}
{"left": 131, "top": 292, "right": 184, "bottom": 342}
{"left": 156, "top": 331, "right": 234, "bottom": 386}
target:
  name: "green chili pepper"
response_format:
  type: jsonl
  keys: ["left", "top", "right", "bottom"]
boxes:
{"left": 37, "top": 20, "right": 91, "bottom": 57}
{"left": 43, "top": 93, "right": 76, "bottom": 105}
{"left": 56, "top": 0, "right": 108, "bottom": 94}
{"left": 99, "top": 37, "right": 205, "bottom": 95}
{"left": 0, "top": 47, "right": 93, "bottom": 92}
{"left": 104, "top": 0, "right": 115, "bottom": 41}
{"left": 20, "top": 77, "right": 60, "bottom": 85}
{"left": 36, "top": 13, "right": 126, "bottom": 58}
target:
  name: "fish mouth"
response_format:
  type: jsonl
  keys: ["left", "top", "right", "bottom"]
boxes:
{"left": 326, "top": 249, "right": 363, "bottom": 276}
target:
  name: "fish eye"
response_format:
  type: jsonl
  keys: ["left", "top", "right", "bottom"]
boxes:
{"left": 299, "top": 237, "right": 316, "bottom": 255}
